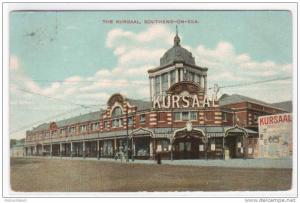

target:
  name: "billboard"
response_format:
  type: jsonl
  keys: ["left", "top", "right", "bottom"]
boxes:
{"left": 258, "top": 113, "right": 292, "bottom": 158}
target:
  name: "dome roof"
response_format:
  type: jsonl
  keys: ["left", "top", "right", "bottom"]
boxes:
{"left": 160, "top": 31, "right": 195, "bottom": 66}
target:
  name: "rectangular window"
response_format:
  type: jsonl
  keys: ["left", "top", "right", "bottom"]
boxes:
{"left": 80, "top": 125, "right": 87, "bottom": 133}
{"left": 140, "top": 114, "right": 146, "bottom": 123}
{"left": 170, "top": 70, "right": 176, "bottom": 85}
{"left": 103, "top": 121, "right": 108, "bottom": 129}
{"left": 182, "top": 112, "right": 189, "bottom": 121}
{"left": 128, "top": 117, "right": 133, "bottom": 126}
{"left": 91, "top": 122, "right": 99, "bottom": 131}
{"left": 174, "top": 112, "right": 181, "bottom": 121}
{"left": 195, "top": 74, "right": 200, "bottom": 84}
{"left": 161, "top": 140, "right": 170, "bottom": 152}
{"left": 185, "top": 142, "right": 191, "bottom": 151}
{"left": 112, "top": 119, "right": 122, "bottom": 128}
{"left": 60, "top": 128, "right": 66, "bottom": 135}
{"left": 155, "top": 76, "right": 160, "bottom": 96}
{"left": 112, "top": 119, "right": 117, "bottom": 127}
{"left": 223, "top": 113, "right": 227, "bottom": 121}
{"left": 190, "top": 112, "right": 197, "bottom": 120}
{"left": 254, "top": 114, "right": 259, "bottom": 123}
{"left": 179, "top": 142, "right": 185, "bottom": 152}
{"left": 162, "top": 73, "right": 168, "bottom": 94}
{"left": 199, "top": 144, "right": 204, "bottom": 151}
{"left": 69, "top": 126, "right": 75, "bottom": 134}
{"left": 189, "top": 71, "right": 195, "bottom": 82}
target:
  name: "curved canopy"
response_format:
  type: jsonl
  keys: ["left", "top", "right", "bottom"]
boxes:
{"left": 225, "top": 125, "right": 249, "bottom": 137}
{"left": 129, "top": 128, "right": 154, "bottom": 139}
{"left": 171, "top": 125, "right": 206, "bottom": 143}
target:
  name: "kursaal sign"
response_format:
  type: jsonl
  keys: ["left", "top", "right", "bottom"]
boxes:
{"left": 152, "top": 94, "right": 219, "bottom": 109}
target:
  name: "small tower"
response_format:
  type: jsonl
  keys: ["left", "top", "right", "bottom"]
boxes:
{"left": 148, "top": 27, "right": 208, "bottom": 101}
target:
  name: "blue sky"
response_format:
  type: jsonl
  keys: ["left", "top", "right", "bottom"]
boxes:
{"left": 9, "top": 11, "right": 293, "bottom": 139}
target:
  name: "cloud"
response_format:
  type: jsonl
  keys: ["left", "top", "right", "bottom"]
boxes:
{"left": 193, "top": 41, "right": 292, "bottom": 90}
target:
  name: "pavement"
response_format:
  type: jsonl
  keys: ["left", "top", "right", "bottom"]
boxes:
{"left": 22, "top": 155, "right": 293, "bottom": 169}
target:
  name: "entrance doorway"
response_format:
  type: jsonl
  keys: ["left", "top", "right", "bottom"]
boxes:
{"left": 172, "top": 129, "right": 206, "bottom": 160}
{"left": 133, "top": 136, "right": 150, "bottom": 159}
{"left": 173, "top": 137, "right": 203, "bottom": 159}
{"left": 225, "top": 134, "right": 244, "bottom": 159}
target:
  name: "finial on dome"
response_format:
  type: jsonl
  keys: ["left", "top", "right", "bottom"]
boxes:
{"left": 174, "top": 25, "right": 180, "bottom": 46}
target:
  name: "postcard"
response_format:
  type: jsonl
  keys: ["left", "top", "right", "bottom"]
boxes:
{"left": 2, "top": 2, "right": 297, "bottom": 201}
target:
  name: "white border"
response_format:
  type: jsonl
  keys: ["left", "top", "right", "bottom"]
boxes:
{"left": 2, "top": 1, "right": 298, "bottom": 200}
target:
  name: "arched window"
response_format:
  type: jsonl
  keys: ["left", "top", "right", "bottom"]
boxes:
{"left": 112, "top": 106, "right": 122, "bottom": 118}
{"left": 111, "top": 107, "right": 123, "bottom": 128}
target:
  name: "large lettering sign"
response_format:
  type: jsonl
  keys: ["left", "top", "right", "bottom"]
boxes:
{"left": 152, "top": 94, "right": 218, "bottom": 108}
{"left": 258, "top": 113, "right": 292, "bottom": 158}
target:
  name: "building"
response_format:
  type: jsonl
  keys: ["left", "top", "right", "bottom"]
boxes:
{"left": 23, "top": 31, "right": 289, "bottom": 160}
{"left": 11, "top": 139, "right": 25, "bottom": 157}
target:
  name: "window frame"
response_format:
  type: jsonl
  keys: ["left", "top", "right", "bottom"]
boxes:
{"left": 140, "top": 114, "right": 146, "bottom": 124}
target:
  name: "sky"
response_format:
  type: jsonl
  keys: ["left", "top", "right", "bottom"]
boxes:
{"left": 9, "top": 11, "right": 293, "bottom": 139}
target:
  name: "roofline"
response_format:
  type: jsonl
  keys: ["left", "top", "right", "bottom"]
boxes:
{"left": 147, "top": 61, "right": 208, "bottom": 74}
{"left": 220, "top": 100, "right": 287, "bottom": 112}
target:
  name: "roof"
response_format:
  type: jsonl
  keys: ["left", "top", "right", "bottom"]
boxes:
{"left": 29, "top": 98, "right": 152, "bottom": 133}
{"left": 32, "top": 123, "right": 49, "bottom": 131}
{"left": 219, "top": 94, "right": 286, "bottom": 111}
{"left": 272, "top": 101, "right": 293, "bottom": 113}
{"left": 30, "top": 110, "right": 104, "bottom": 133}
{"left": 56, "top": 110, "right": 104, "bottom": 127}
{"left": 159, "top": 33, "right": 195, "bottom": 67}
{"left": 127, "top": 98, "right": 152, "bottom": 111}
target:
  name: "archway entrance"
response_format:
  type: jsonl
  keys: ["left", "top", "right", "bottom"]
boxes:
{"left": 130, "top": 128, "right": 154, "bottom": 160}
{"left": 171, "top": 126, "right": 206, "bottom": 160}
{"left": 224, "top": 125, "right": 248, "bottom": 159}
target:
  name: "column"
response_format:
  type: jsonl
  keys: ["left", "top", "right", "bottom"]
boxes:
{"left": 150, "top": 139, "right": 153, "bottom": 158}
{"left": 34, "top": 145, "right": 37, "bottom": 156}
{"left": 168, "top": 72, "right": 171, "bottom": 88}
{"left": 176, "top": 69, "right": 179, "bottom": 83}
{"left": 170, "top": 139, "right": 173, "bottom": 161}
{"left": 180, "top": 69, "right": 183, "bottom": 81}
{"left": 114, "top": 138, "right": 117, "bottom": 155}
{"left": 50, "top": 144, "right": 53, "bottom": 157}
{"left": 243, "top": 135, "right": 247, "bottom": 160}
{"left": 149, "top": 77, "right": 153, "bottom": 101}
{"left": 71, "top": 142, "right": 73, "bottom": 158}
{"left": 83, "top": 141, "right": 86, "bottom": 159}
{"left": 41, "top": 144, "right": 44, "bottom": 156}
{"left": 152, "top": 77, "right": 155, "bottom": 98}
{"left": 159, "top": 75, "right": 162, "bottom": 96}
{"left": 200, "top": 75, "right": 203, "bottom": 88}
{"left": 97, "top": 140, "right": 100, "bottom": 160}
{"left": 222, "top": 137, "right": 225, "bottom": 160}
{"left": 60, "top": 143, "right": 62, "bottom": 157}
{"left": 153, "top": 138, "right": 156, "bottom": 160}
{"left": 133, "top": 140, "right": 136, "bottom": 156}
{"left": 204, "top": 76, "right": 207, "bottom": 94}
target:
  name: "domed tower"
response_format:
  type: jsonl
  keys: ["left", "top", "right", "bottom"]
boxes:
{"left": 148, "top": 27, "right": 208, "bottom": 102}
